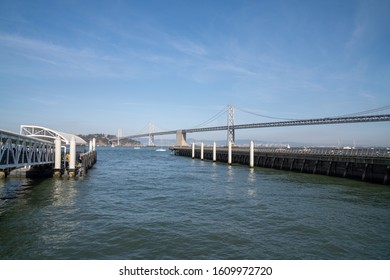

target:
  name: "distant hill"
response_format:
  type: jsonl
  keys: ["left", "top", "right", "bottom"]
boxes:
{"left": 77, "top": 134, "right": 141, "bottom": 147}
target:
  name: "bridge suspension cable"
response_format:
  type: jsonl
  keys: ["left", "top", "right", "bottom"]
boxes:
{"left": 235, "top": 106, "right": 297, "bottom": 121}
{"left": 236, "top": 104, "right": 390, "bottom": 121}
{"left": 190, "top": 106, "right": 228, "bottom": 129}
{"left": 124, "top": 104, "right": 390, "bottom": 143}
{"left": 183, "top": 114, "right": 390, "bottom": 134}
{"left": 336, "top": 104, "right": 390, "bottom": 118}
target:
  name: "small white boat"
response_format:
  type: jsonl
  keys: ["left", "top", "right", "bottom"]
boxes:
{"left": 156, "top": 137, "right": 166, "bottom": 152}
{"left": 134, "top": 147, "right": 141, "bottom": 150}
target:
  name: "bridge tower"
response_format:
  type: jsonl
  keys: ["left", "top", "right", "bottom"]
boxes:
{"left": 227, "top": 104, "right": 235, "bottom": 145}
{"left": 148, "top": 122, "right": 155, "bottom": 146}
{"left": 117, "top": 128, "right": 122, "bottom": 146}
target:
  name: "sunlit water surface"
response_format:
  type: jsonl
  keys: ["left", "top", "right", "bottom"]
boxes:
{"left": 1, "top": 147, "right": 389, "bottom": 259}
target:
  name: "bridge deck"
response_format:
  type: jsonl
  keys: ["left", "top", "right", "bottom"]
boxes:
{"left": 126, "top": 114, "right": 390, "bottom": 140}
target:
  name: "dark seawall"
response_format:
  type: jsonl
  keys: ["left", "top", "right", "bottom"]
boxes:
{"left": 171, "top": 146, "right": 390, "bottom": 185}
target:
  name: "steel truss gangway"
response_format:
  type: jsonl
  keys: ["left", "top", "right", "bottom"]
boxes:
{"left": 20, "top": 125, "right": 86, "bottom": 145}
{"left": 0, "top": 129, "right": 55, "bottom": 174}
{"left": 126, "top": 114, "right": 390, "bottom": 139}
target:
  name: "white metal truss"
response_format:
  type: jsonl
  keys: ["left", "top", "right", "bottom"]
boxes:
{"left": 0, "top": 129, "right": 55, "bottom": 170}
{"left": 20, "top": 125, "right": 86, "bottom": 145}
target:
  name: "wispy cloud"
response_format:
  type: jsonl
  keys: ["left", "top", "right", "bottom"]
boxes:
{"left": 345, "top": 10, "right": 367, "bottom": 53}
{"left": 0, "top": 33, "right": 92, "bottom": 57}
{"left": 359, "top": 91, "right": 377, "bottom": 102}
{"left": 168, "top": 37, "right": 207, "bottom": 57}
{"left": 0, "top": 33, "right": 134, "bottom": 78}
{"left": 0, "top": 33, "right": 65, "bottom": 61}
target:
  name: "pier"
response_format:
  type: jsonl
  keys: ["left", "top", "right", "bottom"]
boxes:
{"left": 170, "top": 144, "right": 390, "bottom": 185}
{"left": 2, "top": 105, "right": 389, "bottom": 183}
{"left": 124, "top": 105, "right": 390, "bottom": 185}
{"left": 0, "top": 125, "right": 96, "bottom": 179}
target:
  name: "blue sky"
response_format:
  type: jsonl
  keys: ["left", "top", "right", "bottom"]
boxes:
{"left": 1, "top": 0, "right": 389, "bottom": 146}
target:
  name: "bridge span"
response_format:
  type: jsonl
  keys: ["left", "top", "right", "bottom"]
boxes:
{"left": 126, "top": 114, "right": 390, "bottom": 146}
{"left": 158, "top": 110, "right": 390, "bottom": 185}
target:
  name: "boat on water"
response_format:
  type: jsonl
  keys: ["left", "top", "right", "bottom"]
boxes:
{"left": 156, "top": 137, "right": 166, "bottom": 152}
{"left": 134, "top": 147, "right": 141, "bottom": 150}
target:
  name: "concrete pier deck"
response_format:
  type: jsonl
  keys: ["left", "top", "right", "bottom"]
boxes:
{"left": 171, "top": 146, "right": 390, "bottom": 185}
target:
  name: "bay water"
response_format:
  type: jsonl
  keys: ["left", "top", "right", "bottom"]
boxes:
{"left": 1, "top": 147, "right": 389, "bottom": 259}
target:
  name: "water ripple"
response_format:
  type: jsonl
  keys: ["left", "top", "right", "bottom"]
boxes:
{"left": 1, "top": 147, "right": 390, "bottom": 259}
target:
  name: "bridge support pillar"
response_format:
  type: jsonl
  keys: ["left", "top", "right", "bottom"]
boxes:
{"left": 192, "top": 143, "right": 195, "bottom": 159}
{"left": 176, "top": 130, "right": 188, "bottom": 147}
{"left": 201, "top": 143, "right": 204, "bottom": 160}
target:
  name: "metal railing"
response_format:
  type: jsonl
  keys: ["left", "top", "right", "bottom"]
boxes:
{"left": 0, "top": 129, "right": 55, "bottom": 170}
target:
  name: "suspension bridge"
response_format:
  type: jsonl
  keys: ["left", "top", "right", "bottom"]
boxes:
{"left": 1, "top": 105, "right": 389, "bottom": 184}
{"left": 123, "top": 104, "right": 390, "bottom": 147}
{"left": 123, "top": 105, "right": 390, "bottom": 184}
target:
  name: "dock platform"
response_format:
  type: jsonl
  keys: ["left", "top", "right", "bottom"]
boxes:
{"left": 171, "top": 146, "right": 390, "bottom": 185}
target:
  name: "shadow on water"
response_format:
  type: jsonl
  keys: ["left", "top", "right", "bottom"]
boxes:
{"left": 0, "top": 178, "right": 42, "bottom": 201}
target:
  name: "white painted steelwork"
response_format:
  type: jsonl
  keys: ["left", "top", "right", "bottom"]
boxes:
{"left": 20, "top": 125, "right": 86, "bottom": 145}
{"left": 0, "top": 129, "right": 55, "bottom": 170}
